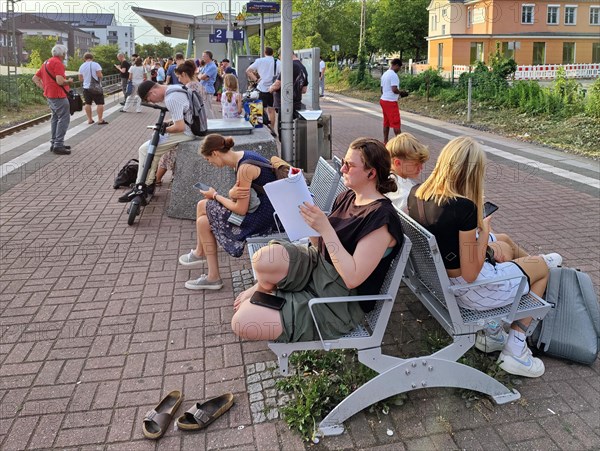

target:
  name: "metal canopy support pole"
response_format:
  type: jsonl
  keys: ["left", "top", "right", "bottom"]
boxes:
{"left": 280, "top": 0, "right": 293, "bottom": 163}
{"left": 227, "top": 0, "right": 232, "bottom": 61}
{"left": 260, "top": 13, "right": 265, "bottom": 55}
{"left": 186, "top": 23, "right": 194, "bottom": 58}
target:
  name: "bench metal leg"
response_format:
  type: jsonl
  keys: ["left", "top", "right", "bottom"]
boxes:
{"left": 318, "top": 356, "right": 520, "bottom": 436}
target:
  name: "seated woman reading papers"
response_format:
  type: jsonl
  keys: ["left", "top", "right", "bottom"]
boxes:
{"left": 232, "top": 138, "right": 404, "bottom": 342}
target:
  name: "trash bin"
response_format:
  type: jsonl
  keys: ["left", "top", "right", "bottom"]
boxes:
{"left": 294, "top": 110, "right": 332, "bottom": 172}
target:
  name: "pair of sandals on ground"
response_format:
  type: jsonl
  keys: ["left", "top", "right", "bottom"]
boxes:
{"left": 142, "top": 391, "right": 234, "bottom": 440}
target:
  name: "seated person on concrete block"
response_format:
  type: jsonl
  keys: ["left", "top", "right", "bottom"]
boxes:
{"left": 385, "top": 132, "right": 430, "bottom": 213}
{"left": 231, "top": 138, "right": 404, "bottom": 342}
{"left": 179, "top": 134, "right": 278, "bottom": 290}
{"left": 407, "top": 136, "right": 550, "bottom": 378}
{"left": 118, "top": 80, "right": 196, "bottom": 202}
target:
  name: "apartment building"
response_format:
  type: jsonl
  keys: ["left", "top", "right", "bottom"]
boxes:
{"left": 427, "top": 0, "right": 600, "bottom": 71}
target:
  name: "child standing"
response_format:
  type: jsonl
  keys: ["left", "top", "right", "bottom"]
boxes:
{"left": 221, "top": 74, "right": 242, "bottom": 119}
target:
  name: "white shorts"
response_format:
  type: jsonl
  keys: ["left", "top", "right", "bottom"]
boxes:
{"left": 449, "top": 261, "right": 530, "bottom": 311}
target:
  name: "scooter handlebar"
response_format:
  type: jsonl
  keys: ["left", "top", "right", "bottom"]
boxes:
{"left": 142, "top": 102, "right": 169, "bottom": 112}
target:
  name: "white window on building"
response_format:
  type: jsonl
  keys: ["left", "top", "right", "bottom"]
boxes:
{"left": 442, "top": 24, "right": 446, "bottom": 34}
{"left": 590, "top": 6, "right": 600, "bottom": 25}
{"left": 467, "top": 8, "right": 472, "bottom": 27}
{"left": 432, "top": 14, "right": 438, "bottom": 30}
{"left": 522, "top": 4, "right": 535, "bottom": 24}
{"left": 547, "top": 5, "right": 559, "bottom": 24}
{"left": 565, "top": 5, "right": 577, "bottom": 24}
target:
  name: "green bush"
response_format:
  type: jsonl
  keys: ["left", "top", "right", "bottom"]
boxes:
{"left": 585, "top": 78, "right": 600, "bottom": 118}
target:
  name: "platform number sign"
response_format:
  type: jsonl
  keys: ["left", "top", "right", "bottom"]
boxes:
{"left": 209, "top": 28, "right": 228, "bottom": 43}
{"left": 233, "top": 29, "right": 244, "bottom": 41}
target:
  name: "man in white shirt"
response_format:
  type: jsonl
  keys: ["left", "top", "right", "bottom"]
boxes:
{"left": 379, "top": 58, "right": 402, "bottom": 144}
{"left": 118, "top": 80, "right": 196, "bottom": 202}
{"left": 78, "top": 53, "right": 107, "bottom": 125}
{"left": 246, "top": 46, "right": 280, "bottom": 132}
{"left": 319, "top": 57, "right": 326, "bottom": 97}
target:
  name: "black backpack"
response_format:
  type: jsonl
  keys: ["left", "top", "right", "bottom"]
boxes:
{"left": 114, "top": 159, "right": 138, "bottom": 189}
{"left": 172, "top": 86, "right": 208, "bottom": 137}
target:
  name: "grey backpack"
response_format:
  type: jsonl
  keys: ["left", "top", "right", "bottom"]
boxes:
{"left": 530, "top": 267, "right": 600, "bottom": 365}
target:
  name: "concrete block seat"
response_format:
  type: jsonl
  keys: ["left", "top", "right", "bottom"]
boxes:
{"left": 166, "top": 122, "right": 278, "bottom": 220}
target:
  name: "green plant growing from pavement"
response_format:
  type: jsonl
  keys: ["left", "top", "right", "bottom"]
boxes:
{"left": 584, "top": 77, "right": 600, "bottom": 118}
{"left": 276, "top": 349, "right": 387, "bottom": 442}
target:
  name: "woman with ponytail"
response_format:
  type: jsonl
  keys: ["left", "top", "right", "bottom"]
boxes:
{"left": 232, "top": 138, "right": 404, "bottom": 343}
{"left": 179, "top": 134, "right": 278, "bottom": 290}
{"left": 174, "top": 59, "right": 215, "bottom": 119}
{"left": 221, "top": 74, "right": 242, "bottom": 118}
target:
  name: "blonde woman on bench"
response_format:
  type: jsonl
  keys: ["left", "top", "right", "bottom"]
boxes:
{"left": 407, "top": 136, "right": 550, "bottom": 378}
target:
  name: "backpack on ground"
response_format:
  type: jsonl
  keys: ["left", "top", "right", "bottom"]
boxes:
{"left": 113, "top": 159, "right": 138, "bottom": 189}
{"left": 529, "top": 267, "right": 600, "bottom": 365}
{"left": 174, "top": 86, "right": 208, "bottom": 137}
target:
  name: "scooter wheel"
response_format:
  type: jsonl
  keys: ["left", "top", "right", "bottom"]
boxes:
{"left": 127, "top": 200, "right": 140, "bottom": 226}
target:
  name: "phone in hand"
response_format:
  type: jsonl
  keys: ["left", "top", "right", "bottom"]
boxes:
{"left": 249, "top": 291, "right": 286, "bottom": 310}
{"left": 193, "top": 182, "right": 211, "bottom": 191}
{"left": 483, "top": 201, "right": 499, "bottom": 218}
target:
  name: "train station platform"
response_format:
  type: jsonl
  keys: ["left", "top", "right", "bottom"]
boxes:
{"left": 0, "top": 90, "right": 598, "bottom": 450}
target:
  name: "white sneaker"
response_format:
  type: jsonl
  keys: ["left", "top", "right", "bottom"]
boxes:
{"left": 498, "top": 346, "right": 545, "bottom": 378}
{"left": 179, "top": 250, "right": 205, "bottom": 267}
{"left": 475, "top": 329, "right": 508, "bottom": 353}
{"left": 541, "top": 253, "right": 562, "bottom": 268}
{"left": 185, "top": 275, "right": 223, "bottom": 290}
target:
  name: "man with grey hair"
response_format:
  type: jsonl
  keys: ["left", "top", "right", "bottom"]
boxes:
{"left": 114, "top": 53, "right": 131, "bottom": 104}
{"left": 32, "top": 44, "right": 74, "bottom": 154}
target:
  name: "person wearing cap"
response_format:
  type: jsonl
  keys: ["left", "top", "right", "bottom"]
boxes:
{"left": 117, "top": 80, "right": 196, "bottom": 203}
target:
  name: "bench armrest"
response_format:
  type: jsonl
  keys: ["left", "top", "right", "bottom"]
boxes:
{"left": 448, "top": 274, "right": 529, "bottom": 324}
{"left": 308, "top": 294, "right": 393, "bottom": 350}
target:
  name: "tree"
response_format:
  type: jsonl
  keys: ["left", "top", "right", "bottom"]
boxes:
{"left": 90, "top": 44, "right": 120, "bottom": 75}
{"left": 155, "top": 41, "right": 174, "bottom": 58}
{"left": 24, "top": 35, "right": 57, "bottom": 62}
{"left": 174, "top": 42, "right": 188, "bottom": 56}
{"left": 370, "top": 0, "right": 429, "bottom": 61}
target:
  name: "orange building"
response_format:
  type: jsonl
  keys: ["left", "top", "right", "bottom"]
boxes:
{"left": 427, "top": 0, "right": 600, "bottom": 72}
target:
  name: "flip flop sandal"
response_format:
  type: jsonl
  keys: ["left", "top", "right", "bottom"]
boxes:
{"left": 142, "top": 390, "right": 183, "bottom": 439}
{"left": 176, "top": 393, "right": 234, "bottom": 431}
{"left": 97, "top": 120, "right": 109, "bottom": 125}
{"left": 87, "top": 120, "right": 95, "bottom": 124}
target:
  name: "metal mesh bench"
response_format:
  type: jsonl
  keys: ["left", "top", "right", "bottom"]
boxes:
{"left": 268, "top": 236, "right": 412, "bottom": 436}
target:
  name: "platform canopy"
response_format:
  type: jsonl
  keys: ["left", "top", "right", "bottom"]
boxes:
{"left": 131, "top": 6, "right": 288, "bottom": 40}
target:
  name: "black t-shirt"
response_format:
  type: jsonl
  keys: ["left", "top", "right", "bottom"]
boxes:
{"left": 406, "top": 185, "right": 478, "bottom": 270}
{"left": 273, "top": 60, "right": 309, "bottom": 112}
{"left": 318, "top": 190, "right": 404, "bottom": 304}
{"left": 119, "top": 60, "right": 131, "bottom": 79}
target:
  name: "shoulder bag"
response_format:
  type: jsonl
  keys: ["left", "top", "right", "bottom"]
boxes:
{"left": 88, "top": 62, "right": 103, "bottom": 95}
{"left": 44, "top": 62, "right": 83, "bottom": 115}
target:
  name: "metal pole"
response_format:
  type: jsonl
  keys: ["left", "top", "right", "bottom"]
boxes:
{"left": 260, "top": 13, "right": 265, "bottom": 55}
{"left": 467, "top": 77, "right": 472, "bottom": 123}
{"left": 227, "top": 0, "right": 232, "bottom": 61}
{"left": 280, "top": 0, "right": 293, "bottom": 163}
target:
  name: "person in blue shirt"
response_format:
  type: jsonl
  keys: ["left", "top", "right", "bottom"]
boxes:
{"left": 199, "top": 50, "right": 217, "bottom": 98}
{"left": 166, "top": 53, "right": 184, "bottom": 85}
{"left": 221, "top": 58, "right": 237, "bottom": 76}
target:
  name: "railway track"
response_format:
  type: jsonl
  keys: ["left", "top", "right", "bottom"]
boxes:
{"left": 0, "top": 84, "right": 122, "bottom": 139}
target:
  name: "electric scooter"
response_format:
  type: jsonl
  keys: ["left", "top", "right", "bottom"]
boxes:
{"left": 125, "top": 102, "right": 169, "bottom": 225}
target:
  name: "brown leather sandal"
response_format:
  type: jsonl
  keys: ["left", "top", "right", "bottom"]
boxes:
{"left": 176, "top": 393, "right": 234, "bottom": 431}
{"left": 142, "top": 390, "right": 183, "bottom": 439}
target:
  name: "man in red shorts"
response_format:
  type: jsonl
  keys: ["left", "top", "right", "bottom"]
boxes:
{"left": 379, "top": 58, "right": 402, "bottom": 144}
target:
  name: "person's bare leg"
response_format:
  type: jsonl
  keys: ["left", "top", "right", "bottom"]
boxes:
{"left": 155, "top": 167, "right": 166, "bottom": 184}
{"left": 231, "top": 300, "right": 283, "bottom": 340}
{"left": 97, "top": 104, "right": 105, "bottom": 122}
{"left": 383, "top": 125, "right": 390, "bottom": 144}
{"left": 192, "top": 199, "right": 208, "bottom": 257}
{"left": 393, "top": 126, "right": 401, "bottom": 136}
{"left": 234, "top": 282, "right": 259, "bottom": 311}
{"left": 198, "top": 215, "right": 221, "bottom": 281}
{"left": 85, "top": 104, "right": 93, "bottom": 122}
{"left": 508, "top": 255, "right": 549, "bottom": 331}
{"left": 268, "top": 107, "right": 276, "bottom": 129}
{"left": 496, "top": 233, "right": 529, "bottom": 259}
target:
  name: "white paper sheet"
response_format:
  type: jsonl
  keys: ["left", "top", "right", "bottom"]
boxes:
{"left": 263, "top": 171, "right": 320, "bottom": 241}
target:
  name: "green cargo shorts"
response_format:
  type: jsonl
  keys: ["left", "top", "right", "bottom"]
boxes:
{"left": 270, "top": 241, "right": 364, "bottom": 343}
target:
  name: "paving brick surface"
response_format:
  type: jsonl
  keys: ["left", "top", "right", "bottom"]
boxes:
{"left": 1, "top": 93, "right": 598, "bottom": 450}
